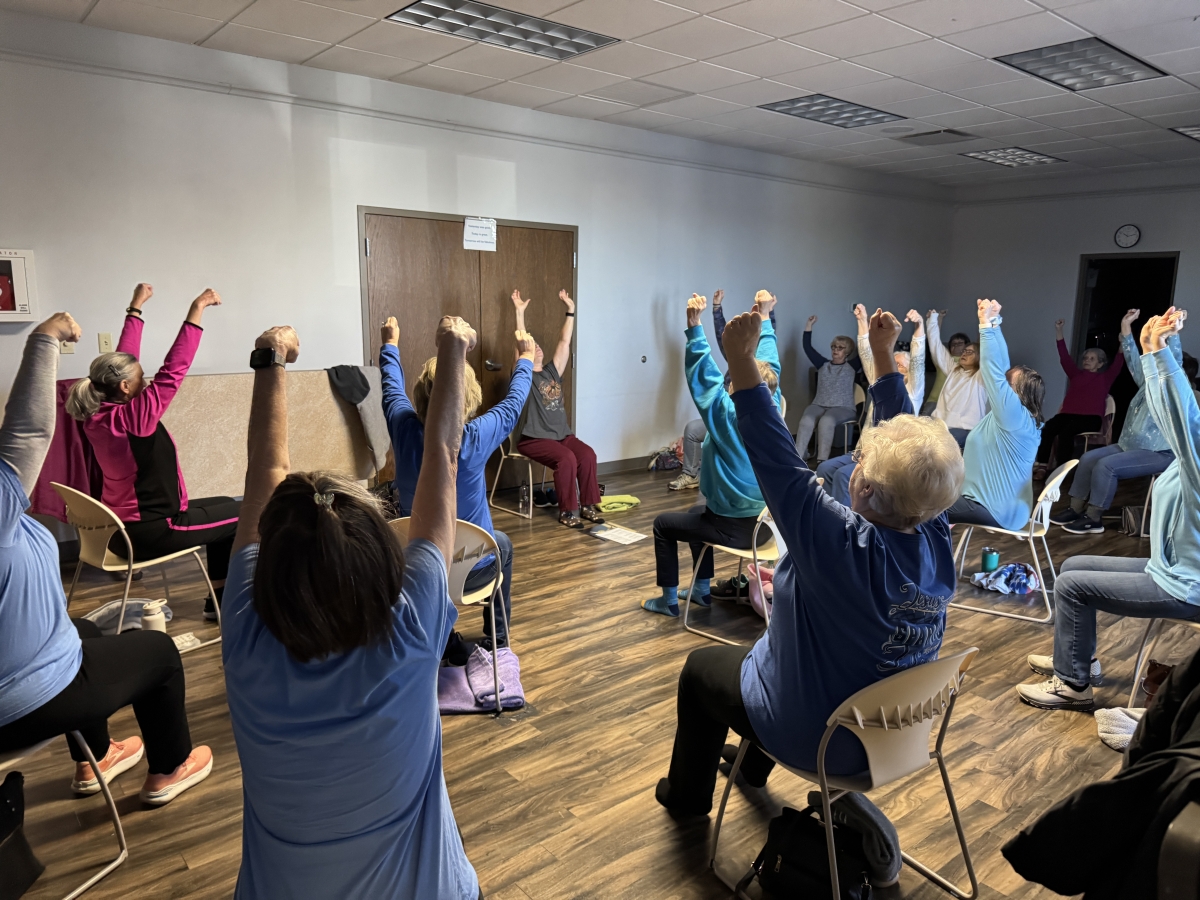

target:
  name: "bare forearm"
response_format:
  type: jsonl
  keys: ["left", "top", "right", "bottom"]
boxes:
{"left": 234, "top": 368, "right": 289, "bottom": 551}
{"left": 410, "top": 341, "right": 466, "bottom": 564}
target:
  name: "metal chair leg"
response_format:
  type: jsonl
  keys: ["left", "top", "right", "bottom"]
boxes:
{"left": 488, "top": 586, "right": 502, "bottom": 715}
{"left": 1129, "top": 618, "right": 1165, "bottom": 707}
{"left": 954, "top": 527, "right": 974, "bottom": 579}
{"left": 116, "top": 564, "right": 133, "bottom": 635}
{"left": 710, "top": 738, "right": 749, "bottom": 870}
{"left": 64, "top": 730, "right": 128, "bottom": 900}
{"left": 682, "top": 546, "right": 742, "bottom": 647}
{"left": 161, "top": 565, "right": 172, "bottom": 604}
{"left": 67, "top": 559, "right": 83, "bottom": 609}
{"left": 180, "top": 551, "right": 222, "bottom": 654}
{"left": 488, "top": 453, "right": 532, "bottom": 521}
{"left": 950, "top": 528, "right": 1054, "bottom": 624}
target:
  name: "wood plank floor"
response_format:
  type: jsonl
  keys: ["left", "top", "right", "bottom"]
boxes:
{"left": 18, "top": 469, "right": 1196, "bottom": 899}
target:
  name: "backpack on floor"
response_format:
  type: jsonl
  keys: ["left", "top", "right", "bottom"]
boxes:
{"left": 0, "top": 771, "right": 45, "bottom": 900}
{"left": 1120, "top": 506, "right": 1151, "bottom": 539}
{"left": 734, "top": 805, "right": 872, "bottom": 900}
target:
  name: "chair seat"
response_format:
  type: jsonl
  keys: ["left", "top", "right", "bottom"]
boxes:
{"left": 711, "top": 540, "right": 779, "bottom": 562}
{"left": 769, "top": 757, "right": 875, "bottom": 793}
{"left": 98, "top": 544, "right": 203, "bottom": 573}
{"left": 970, "top": 522, "right": 1046, "bottom": 541}
{"left": 461, "top": 572, "right": 503, "bottom": 606}
{"left": 0, "top": 738, "right": 55, "bottom": 773}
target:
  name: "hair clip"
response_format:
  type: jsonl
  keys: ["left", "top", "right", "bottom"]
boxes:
{"left": 313, "top": 492, "right": 336, "bottom": 510}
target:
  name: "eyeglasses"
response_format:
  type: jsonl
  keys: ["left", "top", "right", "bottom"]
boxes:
{"left": 851, "top": 448, "right": 864, "bottom": 464}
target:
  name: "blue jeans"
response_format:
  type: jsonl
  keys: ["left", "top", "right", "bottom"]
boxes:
{"left": 815, "top": 455, "right": 854, "bottom": 506}
{"left": 463, "top": 529, "right": 513, "bottom": 640}
{"left": 1052, "top": 555, "right": 1200, "bottom": 685}
{"left": 1068, "top": 444, "right": 1174, "bottom": 512}
{"left": 948, "top": 428, "right": 970, "bottom": 451}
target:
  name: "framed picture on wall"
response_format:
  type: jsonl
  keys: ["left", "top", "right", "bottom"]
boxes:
{"left": 0, "top": 249, "right": 39, "bottom": 322}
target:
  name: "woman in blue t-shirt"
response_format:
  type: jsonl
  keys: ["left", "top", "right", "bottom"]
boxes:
{"left": 221, "top": 318, "right": 480, "bottom": 900}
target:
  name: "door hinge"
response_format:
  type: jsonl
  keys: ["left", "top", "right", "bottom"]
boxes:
{"left": 365, "top": 238, "right": 371, "bottom": 257}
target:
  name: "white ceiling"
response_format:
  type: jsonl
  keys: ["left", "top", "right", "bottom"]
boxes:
{"left": 8, "top": 0, "right": 1200, "bottom": 185}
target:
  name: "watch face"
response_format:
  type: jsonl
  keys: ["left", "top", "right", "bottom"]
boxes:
{"left": 1115, "top": 224, "right": 1140, "bottom": 248}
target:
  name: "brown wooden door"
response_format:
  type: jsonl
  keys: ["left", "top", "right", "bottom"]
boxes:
{"left": 364, "top": 215, "right": 482, "bottom": 388}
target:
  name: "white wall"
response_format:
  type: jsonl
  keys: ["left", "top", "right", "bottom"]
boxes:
{"left": 0, "top": 11, "right": 953, "bottom": 463}
{"left": 949, "top": 184, "right": 1200, "bottom": 411}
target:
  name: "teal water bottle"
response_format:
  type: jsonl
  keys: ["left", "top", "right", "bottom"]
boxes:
{"left": 981, "top": 547, "right": 1000, "bottom": 572}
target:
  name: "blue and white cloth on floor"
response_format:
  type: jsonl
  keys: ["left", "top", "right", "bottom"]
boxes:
{"left": 970, "top": 563, "right": 1040, "bottom": 595}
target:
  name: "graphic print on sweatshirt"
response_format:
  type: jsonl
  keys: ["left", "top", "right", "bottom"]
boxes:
{"left": 537, "top": 378, "right": 563, "bottom": 412}
{"left": 879, "top": 581, "right": 953, "bottom": 672}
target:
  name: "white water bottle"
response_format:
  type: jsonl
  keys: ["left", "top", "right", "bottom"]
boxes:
{"left": 141, "top": 599, "right": 168, "bottom": 633}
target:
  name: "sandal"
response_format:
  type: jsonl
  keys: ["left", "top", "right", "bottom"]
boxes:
{"left": 580, "top": 505, "right": 605, "bottom": 524}
{"left": 558, "top": 510, "right": 583, "bottom": 528}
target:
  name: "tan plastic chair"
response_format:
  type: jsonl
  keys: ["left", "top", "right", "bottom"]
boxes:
{"left": 0, "top": 732, "right": 128, "bottom": 899}
{"left": 51, "top": 483, "right": 220, "bottom": 650}
{"left": 949, "top": 460, "right": 1077, "bottom": 624}
{"left": 840, "top": 383, "right": 868, "bottom": 452}
{"left": 488, "top": 435, "right": 548, "bottom": 520}
{"left": 682, "top": 507, "right": 779, "bottom": 646}
{"left": 1078, "top": 394, "right": 1117, "bottom": 453}
{"left": 711, "top": 648, "right": 980, "bottom": 900}
{"left": 389, "top": 518, "right": 509, "bottom": 714}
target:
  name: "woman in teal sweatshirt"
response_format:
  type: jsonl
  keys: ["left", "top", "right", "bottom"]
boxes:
{"left": 642, "top": 294, "right": 779, "bottom": 617}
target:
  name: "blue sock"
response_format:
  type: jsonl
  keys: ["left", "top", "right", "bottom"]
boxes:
{"left": 663, "top": 586, "right": 678, "bottom": 604}
{"left": 692, "top": 578, "right": 710, "bottom": 598}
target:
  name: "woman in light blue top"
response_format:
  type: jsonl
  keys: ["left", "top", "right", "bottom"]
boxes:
{"left": 946, "top": 299, "right": 1045, "bottom": 531}
{"left": 222, "top": 319, "right": 480, "bottom": 900}
{"left": 1052, "top": 307, "right": 1178, "bottom": 535}
{"left": 1017, "top": 308, "right": 1200, "bottom": 712}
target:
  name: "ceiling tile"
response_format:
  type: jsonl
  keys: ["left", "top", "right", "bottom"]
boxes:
{"left": 837, "top": 78, "right": 937, "bottom": 105}
{"left": 966, "top": 118, "right": 1055, "bottom": 137}
{"left": 231, "top": 0, "right": 373, "bottom": 44}
{"left": 882, "top": 0, "right": 1044, "bottom": 37}
{"left": 601, "top": 106, "right": 687, "bottom": 128}
{"left": 791, "top": 15, "right": 927, "bottom": 58}
{"left": 1018, "top": 136, "right": 1106, "bottom": 152}
{"left": 1085, "top": 77, "right": 1199, "bottom": 107}
{"left": 301, "top": 0, "right": 406, "bottom": 16}
{"left": 710, "top": 130, "right": 788, "bottom": 150}
{"left": 341, "top": 21, "right": 474, "bottom": 62}
{"left": 918, "top": 106, "right": 1019, "bottom": 127}
{"left": 85, "top": 0, "right": 222, "bottom": 43}
{"left": 1066, "top": 117, "right": 1160, "bottom": 137}
{"left": 706, "top": 104, "right": 798, "bottom": 131}
{"left": 849, "top": 39, "right": 980, "bottom": 76}
{"left": 993, "top": 92, "right": 1099, "bottom": 116}
{"left": 1054, "top": 0, "right": 1200, "bottom": 36}
{"left": 305, "top": 45, "right": 423, "bottom": 79}
{"left": 647, "top": 93, "right": 744, "bottom": 117}
{"left": 550, "top": 0, "right": 696, "bottom": 41}
{"left": 881, "top": 92, "right": 980, "bottom": 117}
{"left": 641, "top": 60, "right": 756, "bottom": 92}
{"left": 1117, "top": 92, "right": 1200, "bottom": 118}
{"left": 434, "top": 43, "right": 557, "bottom": 79}
{"left": 952, "top": 75, "right": 1067, "bottom": 104}
{"left": 203, "top": 23, "right": 329, "bottom": 62}
{"left": 943, "top": 12, "right": 1091, "bottom": 58}
{"left": 392, "top": 65, "right": 502, "bottom": 93}
{"left": 513, "top": 63, "right": 628, "bottom": 93}
{"left": 845, "top": 0, "right": 915, "bottom": 10}
{"left": 1054, "top": 146, "right": 1152, "bottom": 167}
{"left": 654, "top": 119, "right": 737, "bottom": 137}
{"left": 471, "top": 81, "right": 571, "bottom": 108}
{"left": 1031, "top": 107, "right": 1134, "bottom": 127}
{"left": 771, "top": 60, "right": 890, "bottom": 92}
{"left": 706, "top": 41, "right": 833, "bottom": 77}
{"left": 1105, "top": 18, "right": 1200, "bottom": 58}
{"left": 128, "top": 0, "right": 252, "bottom": 18}
{"left": 710, "top": 106, "right": 850, "bottom": 139}
{"left": 667, "top": 0, "right": 745, "bottom": 12}
{"left": 1127, "top": 138, "right": 1200, "bottom": 160}
{"left": 710, "top": 0, "right": 866, "bottom": 38}
{"left": 0, "top": 0, "right": 94, "bottom": 20}
{"left": 702, "top": 77, "right": 804, "bottom": 105}
{"left": 1097, "top": 127, "right": 1175, "bottom": 145}
{"left": 537, "top": 94, "right": 633, "bottom": 117}
{"left": 908, "top": 59, "right": 1026, "bottom": 90}
{"left": 492, "top": 0, "right": 576, "bottom": 13}
{"left": 588, "top": 79, "right": 684, "bottom": 105}
{"left": 1149, "top": 47, "right": 1200, "bottom": 78}
{"left": 636, "top": 15, "right": 771, "bottom": 59}
{"left": 1142, "top": 108, "right": 1200, "bottom": 127}
{"left": 573, "top": 41, "right": 693, "bottom": 77}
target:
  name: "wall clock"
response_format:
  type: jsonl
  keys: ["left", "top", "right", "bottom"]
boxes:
{"left": 1115, "top": 224, "right": 1140, "bottom": 248}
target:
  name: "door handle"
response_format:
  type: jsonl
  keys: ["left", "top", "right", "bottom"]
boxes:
{"left": 484, "top": 359, "right": 502, "bottom": 371}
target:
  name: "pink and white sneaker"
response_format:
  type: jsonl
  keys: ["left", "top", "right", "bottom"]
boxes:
{"left": 71, "top": 737, "right": 145, "bottom": 795}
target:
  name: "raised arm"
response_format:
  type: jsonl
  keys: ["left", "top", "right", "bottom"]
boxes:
{"left": 803, "top": 316, "right": 827, "bottom": 368}
{"left": 233, "top": 326, "right": 300, "bottom": 553}
{"left": 552, "top": 289, "right": 575, "bottom": 373}
{"left": 853, "top": 304, "right": 873, "bottom": 383}
{"left": 926, "top": 310, "right": 954, "bottom": 374}
{"left": 1055, "top": 320, "right": 1080, "bottom": 377}
{"left": 511, "top": 289, "right": 529, "bottom": 334}
{"left": 378, "top": 316, "right": 417, "bottom": 428}
{"left": 472, "top": 331, "right": 535, "bottom": 451}
{"left": 0, "top": 314, "right": 81, "bottom": 497}
{"left": 116, "top": 283, "right": 153, "bottom": 355}
{"left": 1140, "top": 309, "right": 1199, "bottom": 490}
{"left": 409, "top": 317, "right": 475, "bottom": 566}
{"left": 752, "top": 294, "right": 781, "bottom": 376}
{"left": 976, "top": 299, "right": 1026, "bottom": 429}
{"left": 711, "top": 289, "right": 727, "bottom": 360}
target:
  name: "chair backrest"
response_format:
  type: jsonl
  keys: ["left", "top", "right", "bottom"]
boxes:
{"left": 388, "top": 517, "right": 499, "bottom": 604}
{"left": 752, "top": 506, "right": 783, "bottom": 558}
{"left": 779, "top": 394, "right": 788, "bottom": 420}
{"left": 1101, "top": 395, "right": 1116, "bottom": 442}
{"left": 1105, "top": 394, "right": 1116, "bottom": 418}
{"left": 1032, "top": 460, "right": 1078, "bottom": 528}
{"left": 853, "top": 384, "right": 866, "bottom": 407}
{"left": 51, "top": 482, "right": 128, "bottom": 569}
{"left": 828, "top": 648, "right": 978, "bottom": 789}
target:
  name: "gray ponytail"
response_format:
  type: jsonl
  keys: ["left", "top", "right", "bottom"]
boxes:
{"left": 66, "top": 352, "right": 139, "bottom": 420}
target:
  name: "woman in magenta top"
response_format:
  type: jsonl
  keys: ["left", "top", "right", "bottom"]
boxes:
{"left": 1035, "top": 317, "right": 1125, "bottom": 470}
{"left": 66, "top": 285, "right": 238, "bottom": 616}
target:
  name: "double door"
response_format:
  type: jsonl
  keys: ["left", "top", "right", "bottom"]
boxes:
{"left": 362, "top": 211, "right": 576, "bottom": 487}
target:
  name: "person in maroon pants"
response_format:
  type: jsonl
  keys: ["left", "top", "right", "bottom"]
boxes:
{"left": 512, "top": 288, "right": 605, "bottom": 529}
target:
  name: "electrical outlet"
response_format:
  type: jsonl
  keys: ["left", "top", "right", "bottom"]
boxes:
{"left": 98, "top": 332, "right": 113, "bottom": 353}
{"left": 60, "top": 341, "right": 74, "bottom": 354}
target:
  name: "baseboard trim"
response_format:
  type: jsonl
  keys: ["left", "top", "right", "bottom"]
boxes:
{"left": 598, "top": 456, "right": 647, "bottom": 476}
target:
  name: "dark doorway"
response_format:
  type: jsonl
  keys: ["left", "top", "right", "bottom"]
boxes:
{"left": 1072, "top": 253, "right": 1179, "bottom": 441}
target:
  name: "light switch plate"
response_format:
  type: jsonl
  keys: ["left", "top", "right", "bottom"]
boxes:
{"left": 59, "top": 341, "right": 74, "bottom": 354}
{"left": 98, "top": 332, "right": 113, "bottom": 353}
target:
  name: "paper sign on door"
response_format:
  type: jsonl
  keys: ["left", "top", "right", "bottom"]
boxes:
{"left": 463, "top": 217, "right": 497, "bottom": 252}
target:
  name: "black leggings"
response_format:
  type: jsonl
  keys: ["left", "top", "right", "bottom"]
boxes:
{"left": 1037, "top": 413, "right": 1102, "bottom": 464}
{"left": 0, "top": 620, "right": 192, "bottom": 775}
{"left": 652, "top": 503, "right": 768, "bottom": 587}
{"left": 946, "top": 495, "right": 1001, "bottom": 528}
{"left": 112, "top": 496, "right": 240, "bottom": 582}
{"left": 662, "top": 645, "right": 774, "bottom": 813}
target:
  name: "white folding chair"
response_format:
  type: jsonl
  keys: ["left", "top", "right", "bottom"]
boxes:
{"left": 1078, "top": 395, "right": 1117, "bottom": 454}
{"left": 51, "top": 483, "right": 220, "bottom": 650}
{"left": 0, "top": 732, "right": 128, "bottom": 899}
{"left": 488, "top": 435, "right": 547, "bottom": 520}
{"left": 1127, "top": 617, "right": 1200, "bottom": 707}
{"left": 949, "top": 460, "right": 1077, "bottom": 624}
{"left": 1139, "top": 473, "right": 1159, "bottom": 540}
{"left": 389, "top": 518, "right": 509, "bottom": 714}
{"left": 682, "top": 507, "right": 779, "bottom": 646}
{"left": 711, "top": 648, "right": 980, "bottom": 900}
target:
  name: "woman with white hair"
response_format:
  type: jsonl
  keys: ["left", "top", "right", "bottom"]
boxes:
{"left": 655, "top": 308, "right": 964, "bottom": 814}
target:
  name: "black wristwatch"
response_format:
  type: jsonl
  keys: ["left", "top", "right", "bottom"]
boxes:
{"left": 249, "top": 347, "right": 286, "bottom": 370}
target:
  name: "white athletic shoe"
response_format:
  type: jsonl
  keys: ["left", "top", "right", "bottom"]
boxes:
{"left": 1016, "top": 676, "right": 1094, "bottom": 711}
{"left": 1028, "top": 654, "right": 1103, "bottom": 686}
{"left": 71, "top": 737, "right": 144, "bottom": 795}
{"left": 668, "top": 472, "right": 699, "bottom": 491}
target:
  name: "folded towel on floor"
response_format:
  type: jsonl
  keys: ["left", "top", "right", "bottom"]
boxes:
{"left": 596, "top": 494, "right": 640, "bottom": 512}
{"left": 1095, "top": 707, "right": 1144, "bottom": 752}
{"left": 84, "top": 598, "right": 173, "bottom": 635}
{"left": 970, "top": 562, "right": 1040, "bottom": 595}
{"left": 438, "top": 667, "right": 483, "bottom": 715}
{"left": 467, "top": 647, "right": 525, "bottom": 709}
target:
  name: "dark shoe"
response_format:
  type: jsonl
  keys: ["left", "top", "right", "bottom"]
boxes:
{"left": 718, "top": 743, "right": 769, "bottom": 787}
{"left": 1032, "top": 463, "right": 1049, "bottom": 481}
{"left": 533, "top": 489, "right": 553, "bottom": 508}
{"left": 441, "top": 631, "right": 476, "bottom": 667}
{"left": 1063, "top": 516, "right": 1104, "bottom": 535}
{"left": 203, "top": 596, "right": 220, "bottom": 621}
{"left": 580, "top": 505, "right": 605, "bottom": 524}
{"left": 479, "top": 635, "right": 508, "bottom": 652}
{"left": 654, "top": 777, "right": 710, "bottom": 819}
{"left": 558, "top": 510, "right": 583, "bottom": 528}
{"left": 1050, "top": 507, "right": 1083, "bottom": 526}
{"left": 711, "top": 575, "right": 749, "bottom": 599}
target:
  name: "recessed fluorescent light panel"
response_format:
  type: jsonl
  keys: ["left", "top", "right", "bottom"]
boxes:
{"left": 759, "top": 94, "right": 903, "bottom": 128}
{"left": 1174, "top": 125, "right": 1200, "bottom": 142}
{"left": 388, "top": 0, "right": 618, "bottom": 61}
{"left": 961, "top": 147, "right": 1064, "bottom": 167}
{"left": 997, "top": 38, "right": 1165, "bottom": 91}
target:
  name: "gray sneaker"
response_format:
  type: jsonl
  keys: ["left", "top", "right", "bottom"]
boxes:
{"left": 668, "top": 472, "right": 699, "bottom": 491}
{"left": 1016, "top": 675, "right": 1094, "bottom": 711}
{"left": 1028, "top": 653, "right": 1102, "bottom": 686}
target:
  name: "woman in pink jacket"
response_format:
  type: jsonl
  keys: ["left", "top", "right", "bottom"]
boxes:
{"left": 67, "top": 285, "right": 238, "bottom": 617}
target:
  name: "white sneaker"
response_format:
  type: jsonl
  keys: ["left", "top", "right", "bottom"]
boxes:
{"left": 1028, "top": 654, "right": 1103, "bottom": 686}
{"left": 668, "top": 472, "right": 699, "bottom": 491}
{"left": 1016, "top": 675, "right": 1094, "bottom": 711}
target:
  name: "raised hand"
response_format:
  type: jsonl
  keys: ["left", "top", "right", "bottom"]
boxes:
{"left": 977, "top": 298, "right": 1001, "bottom": 326}
{"left": 853, "top": 304, "right": 868, "bottom": 323}
{"left": 511, "top": 289, "right": 530, "bottom": 313}
{"left": 380, "top": 316, "right": 399, "bottom": 347}
{"left": 192, "top": 288, "right": 222, "bottom": 311}
{"left": 868, "top": 308, "right": 902, "bottom": 360}
{"left": 436, "top": 316, "right": 477, "bottom": 355}
{"left": 256, "top": 325, "right": 300, "bottom": 363}
{"left": 1141, "top": 308, "right": 1185, "bottom": 354}
{"left": 712, "top": 288, "right": 724, "bottom": 307}
{"left": 1120, "top": 308, "right": 1140, "bottom": 336}
{"left": 723, "top": 312, "right": 761, "bottom": 366}
{"left": 805, "top": 314, "right": 818, "bottom": 331}
{"left": 905, "top": 309, "right": 921, "bottom": 324}
{"left": 686, "top": 293, "right": 707, "bottom": 329}
{"left": 515, "top": 329, "right": 535, "bottom": 361}
{"left": 926, "top": 309, "right": 939, "bottom": 323}
{"left": 754, "top": 290, "right": 776, "bottom": 318}
{"left": 558, "top": 289, "right": 575, "bottom": 313}
{"left": 34, "top": 311, "right": 82, "bottom": 344}
{"left": 130, "top": 283, "right": 153, "bottom": 310}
